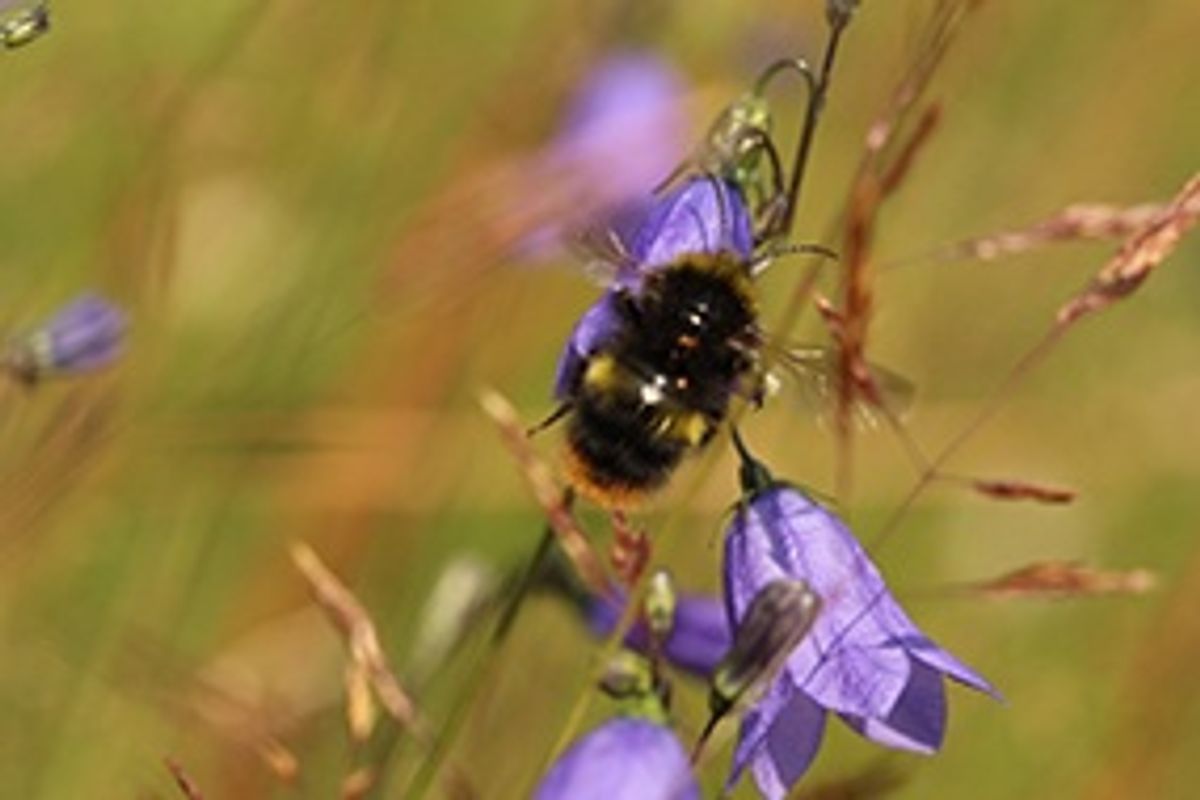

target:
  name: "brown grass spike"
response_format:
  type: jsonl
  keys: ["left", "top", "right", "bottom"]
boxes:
{"left": 1057, "top": 173, "right": 1200, "bottom": 327}
{"left": 164, "top": 757, "right": 205, "bottom": 800}
{"left": 970, "top": 560, "right": 1157, "bottom": 599}
{"left": 479, "top": 388, "right": 611, "bottom": 596}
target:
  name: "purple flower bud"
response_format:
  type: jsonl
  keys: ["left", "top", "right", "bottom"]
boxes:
{"left": 710, "top": 579, "right": 820, "bottom": 719}
{"left": 723, "top": 485, "right": 997, "bottom": 798}
{"left": 585, "top": 590, "right": 731, "bottom": 678}
{"left": 5, "top": 293, "right": 127, "bottom": 383}
{"left": 533, "top": 717, "right": 699, "bottom": 800}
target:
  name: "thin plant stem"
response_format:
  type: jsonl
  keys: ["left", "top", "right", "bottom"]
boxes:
{"left": 404, "top": 526, "right": 556, "bottom": 800}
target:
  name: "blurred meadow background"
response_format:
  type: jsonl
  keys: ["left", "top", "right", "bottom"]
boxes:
{"left": 2, "top": 0, "right": 1199, "bottom": 797}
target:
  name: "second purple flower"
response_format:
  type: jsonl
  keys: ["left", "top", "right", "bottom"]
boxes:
{"left": 723, "top": 483, "right": 998, "bottom": 798}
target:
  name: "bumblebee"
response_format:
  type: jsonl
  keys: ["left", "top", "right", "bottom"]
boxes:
{"left": 543, "top": 55, "right": 877, "bottom": 508}
{"left": 547, "top": 174, "right": 769, "bottom": 508}
{"left": 564, "top": 251, "right": 759, "bottom": 507}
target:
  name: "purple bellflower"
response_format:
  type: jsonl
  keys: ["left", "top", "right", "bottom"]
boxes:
{"left": 585, "top": 589, "right": 731, "bottom": 678}
{"left": 520, "top": 51, "right": 688, "bottom": 262}
{"left": 553, "top": 175, "right": 755, "bottom": 398}
{"left": 4, "top": 293, "right": 127, "bottom": 384}
{"left": 723, "top": 482, "right": 998, "bottom": 798}
{"left": 533, "top": 716, "right": 700, "bottom": 800}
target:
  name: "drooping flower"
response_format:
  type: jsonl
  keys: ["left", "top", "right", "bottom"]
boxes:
{"left": 585, "top": 588, "right": 730, "bottom": 678}
{"left": 4, "top": 293, "right": 127, "bottom": 384}
{"left": 519, "top": 51, "right": 688, "bottom": 262}
{"left": 723, "top": 482, "right": 998, "bottom": 798}
{"left": 552, "top": 175, "right": 755, "bottom": 398}
{"left": 533, "top": 716, "right": 700, "bottom": 800}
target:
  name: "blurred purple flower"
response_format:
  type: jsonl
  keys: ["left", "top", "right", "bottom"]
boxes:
{"left": 5, "top": 293, "right": 126, "bottom": 383}
{"left": 585, "top": 589, "right": 730, "bottom": 678}
{"left": 552, "top": 175, "right": 754, "bottom": 398}
{"left": 520, "top": 51, "right": 689, "bottom": 261}
{"left": 723, "top": 485, "right": 997, "bottom": 798}
{"left": 534, "top": 716, "right": 699, "bottom": 800}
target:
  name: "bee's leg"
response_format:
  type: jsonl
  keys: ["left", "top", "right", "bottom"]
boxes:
{"left": 526, "top": 403, "right": 572, "bottom": 437}
{"left": 749, "top": 241, "right": 838, "bottom": 277}
{"left": 739, "top": 370, "right": 781, "bottom": 409}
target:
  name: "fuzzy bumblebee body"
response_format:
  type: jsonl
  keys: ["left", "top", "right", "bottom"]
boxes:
{"left": 564, "top": 253, "right": 758, "bottom": 507}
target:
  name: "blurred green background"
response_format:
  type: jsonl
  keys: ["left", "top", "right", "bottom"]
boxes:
{"left": 1, "top": 0, "right": 1198, "bottom": 797}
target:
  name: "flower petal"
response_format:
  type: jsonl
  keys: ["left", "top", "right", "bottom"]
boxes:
{"left": 799, "top": 640, "right": 911, "bottom": 720}
{"left": 751, "top": 690, "right": 828, "bottom": 800}
{"left": 553, "top": 291, "right": 624, "bottom": 399}
{"left": 585, "top": 591, "right": 730, "bottom": 678}
{"left": 895, "top": 631, "right": 1000, "bottom": 699}
{"left": 727, "top": 678, "right": 794, "bottom": 791}
{"left": 631, "top": 177, "right": 754, "bottom": 267}
{"left": 839, "top": 659, "right": 947, "bottom": 754}
{"left": 664, "top": 594, "right": 731, "bottom": 676}
{"left": 534, "top": 717, "right": 699, "bottom": 800}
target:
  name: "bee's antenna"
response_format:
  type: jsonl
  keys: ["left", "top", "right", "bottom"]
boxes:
{"left": 526, "top": 403, "right": 572, "bottom": 437}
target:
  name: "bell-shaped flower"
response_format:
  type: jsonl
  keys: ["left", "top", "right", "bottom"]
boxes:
{"left": 519, "top": 50, "right": 688, "bottom": 262}
{"left": 584, "top": 589, "right": 730, "bottom": 678}
{"left": 533, "top": 716, "right": 699, "bottom": 800}
{"left": 4, "top": 293, "right": 126, "bottom": 384}
{"left": 723, "top": 482, "right": 998, "bottom": 798}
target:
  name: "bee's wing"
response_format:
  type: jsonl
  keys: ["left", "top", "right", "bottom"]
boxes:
{"left": 566, "top": 200, "right": 650, "bottom": 289}
{"left": 771, "top": 344, "right": 917, "bottom": 428}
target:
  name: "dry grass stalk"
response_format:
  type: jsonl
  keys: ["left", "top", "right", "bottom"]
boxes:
{"left": 609, "top": 511, "right": 651, "bottom": 588}
{"left": 937, "top": 202, "right": 1165, "bottom": 263}
{"left": 344, "top": 661, "right": 378, "bottom": 744}
{"left": 1057, "top": 173, "right": 1200, "bottom": 327}
{"left": 833, "top": 102, "right": 942, "bottom": 493}
{"left": 479, "top": 388, "right": 611, "bottom": 595}
{"left": 123, "top": 641, "right": 301, "bottom": 783}
{"left": 340, "top": 768, "right": 376, "bottom": 800}
{"left": 967, "top": 477, "right": 1076, "bottom": 505}
{"left": 879, "top": 104, "right": 942, "bottom": 197}
{"left": 826, "top": 5, "right": 983, "bottom": 497}
{"left": 971, "top": 560, "right": 1157, "bottom": 599}
{"left": 289, "top": 542, "right": 424, "bottom": 734}
{"left": 873, "top": 171, "right": 1200, "bottom": 549}
{"left": 164, "top": 757, "right": 204, "bottom": 800}
{"left": 291, "top": 542, "right": 479, "bottom": 798}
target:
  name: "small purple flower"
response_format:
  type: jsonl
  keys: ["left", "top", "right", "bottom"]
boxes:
{"left": 5, "top": 293, "right": 127, "bottom": 383}
{"left": 723, "top": 485, "right": 997, "bottom": 798}
{"left": 520, "top": 51, "right": 688, "bottom": 262}
{"left": 585, "top": 589, "right": 731, "bottom": 678}
{"left": 552, "top": 176, "right": 755, "bottom": 397}
{"left": 533, "top": 716, "right": 700, "bottom": 800}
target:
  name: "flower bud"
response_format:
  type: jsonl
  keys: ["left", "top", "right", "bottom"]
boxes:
{"left": 709, "top": 579, "right": 820, "bottom": 719}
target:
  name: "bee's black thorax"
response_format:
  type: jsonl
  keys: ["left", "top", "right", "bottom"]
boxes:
{"left": 565, "top": 255, "right": 758, "bottom": 507}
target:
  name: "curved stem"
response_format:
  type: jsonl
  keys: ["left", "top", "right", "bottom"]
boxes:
{"left": 781, "top": 21, "right": 849, "bottom": 235}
